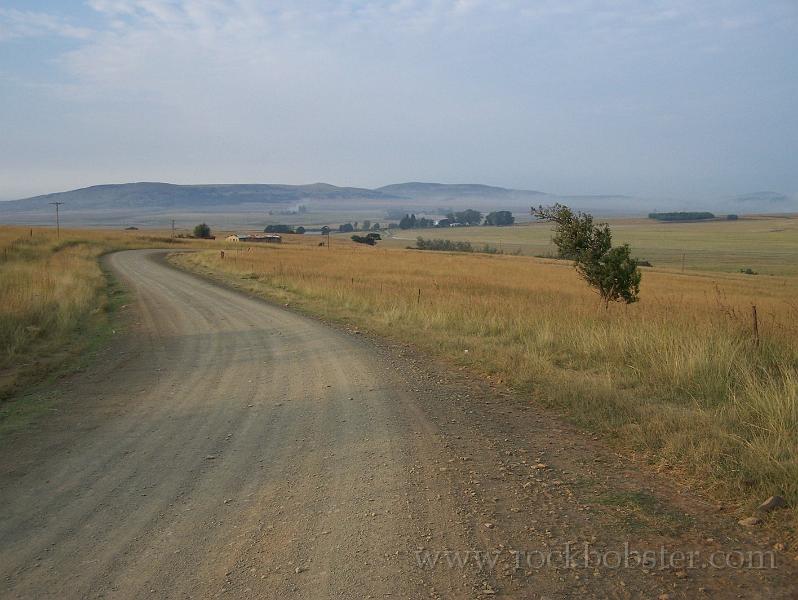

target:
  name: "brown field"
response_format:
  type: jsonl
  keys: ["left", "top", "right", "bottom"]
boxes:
{"left": 174, "top": 235, "right": 797, "bottom": 527}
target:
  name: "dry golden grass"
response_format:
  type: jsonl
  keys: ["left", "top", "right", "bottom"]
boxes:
{"left": 174, "top": 239, "right": 798, "bottom": 521}
{"left": 0, "top": 226, "right": 205, "bottom": 397}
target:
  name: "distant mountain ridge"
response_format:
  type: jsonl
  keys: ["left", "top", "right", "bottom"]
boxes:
{"left": 727, "top": 191, "right": 793, "bottom": 207}
{"left": 3, "top": 181, "right": 554, "bottom": 211}
{"left": 1, "top": 182, "right": 397, "bottom": 211}
{"left": 376, "top": 182, "right": 545, "bottom": 199}
{"left": 0, "top": 182, "right": 794, "bottom": 225}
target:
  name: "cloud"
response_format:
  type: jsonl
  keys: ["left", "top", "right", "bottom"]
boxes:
{"left": 0, "top": 0, "right": 796, "bottom": 198}
{"left": 0, "top": 8, "right": 93, "bottom": 41}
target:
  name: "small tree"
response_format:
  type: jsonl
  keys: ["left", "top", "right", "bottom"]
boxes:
{"left": 193, "top": 223, "right": 211, "bottom": 239}
{"left": 532, "top": 204, "right": 641, "bottom": 307}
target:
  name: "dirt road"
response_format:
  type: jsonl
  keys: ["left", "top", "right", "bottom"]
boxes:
{"left": 1, "top": 250, "right": 794, "bottom": 599}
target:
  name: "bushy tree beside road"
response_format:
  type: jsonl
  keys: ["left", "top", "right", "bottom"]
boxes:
{"left": 532, "top": 204, "right": 641, "bottom": 306}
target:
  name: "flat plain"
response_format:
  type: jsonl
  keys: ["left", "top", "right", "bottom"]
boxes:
{"left": 386, "top": 214, "right": 798, "bottom": 275}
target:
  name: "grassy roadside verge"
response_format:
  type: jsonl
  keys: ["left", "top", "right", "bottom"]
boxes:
{"left": 0, "top": 227, "right": 207, "bottom": 421}
{"left": 0, "top": 268, "right": 130, "bottom": 437}
{"left": 171, "top": 243, "right": 797, "bottom": 534}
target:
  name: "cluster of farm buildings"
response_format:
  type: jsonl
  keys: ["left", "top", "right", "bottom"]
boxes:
{"left": 225, "top": 233, "right": 282, "bottom": 243}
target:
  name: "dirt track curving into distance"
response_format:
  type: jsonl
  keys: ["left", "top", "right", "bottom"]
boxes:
{"left": 1, "top": 249, "right": 795, "bottom": 599}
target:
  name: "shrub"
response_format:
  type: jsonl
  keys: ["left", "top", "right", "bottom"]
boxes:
{"left": 351, "top": 234, "right": 377, "bottom": 245}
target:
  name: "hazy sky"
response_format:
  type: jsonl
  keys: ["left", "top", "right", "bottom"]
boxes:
{"left": 1, "top": 1, "right": 796, "bottom": 200}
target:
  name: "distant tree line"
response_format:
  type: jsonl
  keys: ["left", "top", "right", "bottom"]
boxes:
{"left": 414, "top": 237, "right": 520, "bottom": 255}
{"left": 648, "top": 212, "right": 715, "bottom": 222}
{"left": 415, "top": 238, "right": 474, "bottom": 252}
{"left": 397, "top": 209, "right": 514, "bottom": 229}
{"left": 339, "top": 221, "right": 381, "bottom": 233}
{"left": 264, "top": 224, "right": 305, "bottom": 234}
{"left": 448, "top": 209, "right": 483, "bottom": 226}
{"left": 398, "top": 214, "right": 436, "bottom": 229}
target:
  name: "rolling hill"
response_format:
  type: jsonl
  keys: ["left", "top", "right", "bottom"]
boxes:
{"left": 0, "top": 181, "right": 556, "bottom": 226}
{"left": 0, "top": 182, "right": 395, "bottom": 212}
{"left": 1, "top": 181, "right": 794, "bottom": 226}
{"left": 376, "top": 182, "right": 545, "bottom": 200}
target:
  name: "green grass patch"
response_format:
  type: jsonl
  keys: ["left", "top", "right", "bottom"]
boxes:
{"left": 596, "top": 490, "right": 694, "bottom": 535}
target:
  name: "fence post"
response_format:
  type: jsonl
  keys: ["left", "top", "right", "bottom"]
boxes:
{"left": 752, "top": 304, "right": 759, "bottom": 346}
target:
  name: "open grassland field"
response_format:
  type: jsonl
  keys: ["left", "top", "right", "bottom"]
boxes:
{"left": 3, "top": 222, "right": 796, "bottom": 535}
{"left": 174, "top": 237, "right": 798, "bottom": 534}
{"left": 386, "top": 215, "right": 798, "bottom": 276}
{"left": 0, "top": 227, "right": 213, "bottom": 405}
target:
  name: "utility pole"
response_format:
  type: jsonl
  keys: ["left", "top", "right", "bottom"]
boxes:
{"left": 49, "top": 201, "right": 64, "bottom": 239}
{"left": 171, "top": 219, "right": 176, "bottom": 239}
